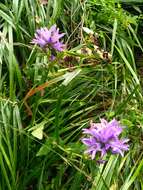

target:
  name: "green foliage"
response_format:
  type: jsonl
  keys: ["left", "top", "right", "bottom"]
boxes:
{"left": 0, "top": 0, "right": 143, "bottom": 189}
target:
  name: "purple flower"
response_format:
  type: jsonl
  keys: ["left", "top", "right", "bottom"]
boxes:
{"left": 50, "top": 55, "right": 56, "bottom": 61}
{"left": 81, "top": 119, "right": 129, "bottom": 161}
{"left": 32, "top": 25, "right": 65, "bottom": 51}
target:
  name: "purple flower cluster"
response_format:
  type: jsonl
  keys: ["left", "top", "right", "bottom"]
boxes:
{"left": 81, "top": 119, "right": 129, "bottom": 160}
{"left": 32, "top": 25, "right": 65, "bottom": 52}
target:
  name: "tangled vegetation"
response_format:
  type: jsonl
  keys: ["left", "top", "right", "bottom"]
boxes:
{"left": 0, "top": 0, "right": 143, "bottom": 189}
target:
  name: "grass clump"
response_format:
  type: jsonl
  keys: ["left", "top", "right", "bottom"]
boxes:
{"left": 0, "top": 0, "right": 143, "bottom": 189}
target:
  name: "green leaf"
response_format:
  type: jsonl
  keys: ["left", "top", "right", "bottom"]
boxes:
{"left": 28, "top": 121, "right": 47, "bottom": 140}
{"left": 31, "top": 125, "right": 44, "bottom": 140}
{"left": 62, "top": 69, "right": 81, "bottom": 86}
{"left": 36, "top": 139, "right": 53, "bottom": 156}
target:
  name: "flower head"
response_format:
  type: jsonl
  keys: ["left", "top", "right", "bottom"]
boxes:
{"left": 81, "top": 119, "right": 129, "bottom": 161}
{"left": 32, "top": 25, "right": 65, "bottom": 51}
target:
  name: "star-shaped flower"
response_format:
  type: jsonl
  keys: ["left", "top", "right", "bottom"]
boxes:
{"left": 32, "top": 25, "right": 65, "bottom": 52}
{"left": 81, "top": 119, "right": 129, "bottom": 161}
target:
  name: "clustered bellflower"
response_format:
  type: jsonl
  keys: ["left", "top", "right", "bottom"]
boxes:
{"left": 81, "top": 119, "right": 129, "bottom": 161}
{"left": 32, "top": 25, "right": 65, "bottom": 52}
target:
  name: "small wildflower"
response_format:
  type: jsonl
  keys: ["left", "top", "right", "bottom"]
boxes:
{"left": 50, "top": 55, "right": 56, "bottom": 61}
{"left": 32, "top": 25, "right": 65, "bottom": 52}
{"left": 81, "top": 119, "right": 129, "bottom": 161}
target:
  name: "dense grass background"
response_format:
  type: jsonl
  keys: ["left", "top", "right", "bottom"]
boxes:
{"left": 0, "top": 0, "right": 143, "bottom": 189}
